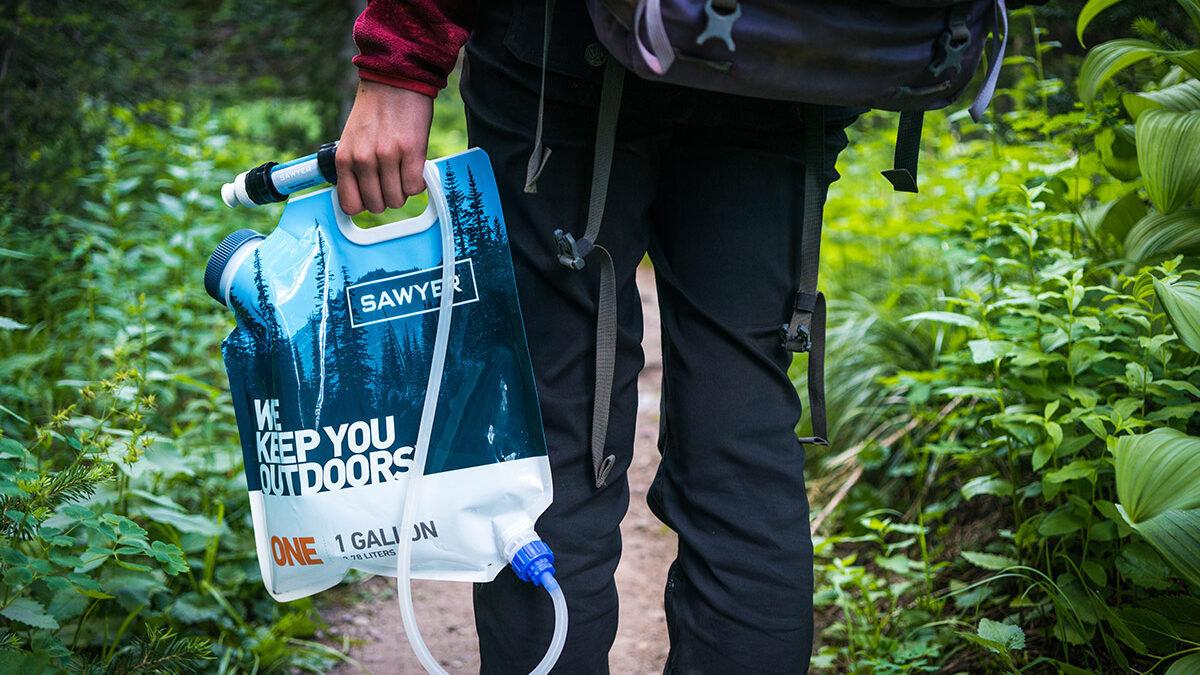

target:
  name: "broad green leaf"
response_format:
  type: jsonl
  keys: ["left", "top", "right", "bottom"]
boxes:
{"left": 1153, "top": 277, "right": 1200, "bottom": 354}
{"left": 1045, "top": 459, "right": 1099, "bottom": 484}
{"left": 1040, "top": 506, "right": 1086, "bottom": 536}
{"left": 0, "top": 597, "right": 60, "bottom": 629}
{"left": 978, "top": 617, "right": 1025, "bottom": 651}
{"left": 1112, "top": 429, "right": 1200, "bottom": 587}
{"left": 962, "top": 475, "right": 1013, "bottom": 500}
{"left": 1118, "top": 607, "right": 1180, "bottom": 654}
{"left": 1033, "top": 443, "right": 1054, "bottom": 470}
{"left": 1079, "top": 40, "right": 1200, "bottom": 111}
{"left": 1082, "top": 559, "right": 1107, "bottom": 587}
{"left": 1123, "top": 209, "right": 1200, "bottom": 269}
{"left": 901, "top": 311, "right": 979, "bottom": 329}
{"left": 968, "top": 339, "right": 1014, "bottom": 363}
{"left": 1116, "top": 541, "right": 1173, "bottom": 589}
{"left": 958, "top": 632, "right": 1009, "bottom": 656}
{"left": 1136, "top": 110, "right": 1200, "bottom": 215}
{"left": 938, "top": 386, "right": 1002, "bottom": 401}
{"left": 1076, "top": 0, "right": 1125, "bottom": 47}
{"left": 1096, "top": 499, "right": 1135, "bottom": 536}
{"left": 1167, "top": 654, "right": 1200, "bottom": 675}
{"left": 139, "top": 506, "right": 226, "bottom": 537}
{"left": 1177, "top": 0, "right": 1200, "bottom": 34}
{"left": 0, "top": 316, "right": 27, "bottom": 330}
{"left": 1124, "top": 80, "right": 1200, "bottom": 121}
{"left": 1114, "top": 429, "right": 1200, "bottom": 517}
{"left": 961, "top": 550, "right": 1019, "bottom": 570}
{"left": 1096, "top": 126, "right": 1140, "bottom": 181}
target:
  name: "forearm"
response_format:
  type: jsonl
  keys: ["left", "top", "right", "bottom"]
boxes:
{"left": 352, "top": 0, "right": 477, "bottom": 97}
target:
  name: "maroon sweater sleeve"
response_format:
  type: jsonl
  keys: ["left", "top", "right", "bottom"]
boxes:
{"left": 352, "top": 0, "right": 476, "bottom": 98}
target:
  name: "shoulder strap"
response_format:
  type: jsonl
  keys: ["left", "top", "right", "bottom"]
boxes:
{"left": 781, "top": 104, "right": 830, "bottom": 447}
{"left": 553, "top": 57, "right": 626, "bottom": 488}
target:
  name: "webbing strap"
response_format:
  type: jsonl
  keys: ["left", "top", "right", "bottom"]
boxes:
{"left": 781, "top": 104, "right": 829, "bottom": 447}
{"left": 795, "top": 292, "right": 828, "bottom": 446}
{"left": 799, "top": 105, "right": 825, "bottom": 301}
{"left": 552, "top": 58, "right": 625, "bottom": 488}
{"left": 882, "top": 110, "right": 925, "bottom": 193}
{"left": 968, "top": 0, "right": 1009, "bottom": 122}
{"left": 524, "top": 0, "right": 556, "bottom": 193}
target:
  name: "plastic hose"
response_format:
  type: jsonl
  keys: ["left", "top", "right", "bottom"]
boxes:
{"left": 530, "top": 573, "right": 569, "bottom": 675}
{"left": 392, "top": 163, "right": 569, "bottom": 675}
{"left": 395, "top": 162, "right": 459, "bottom": 675}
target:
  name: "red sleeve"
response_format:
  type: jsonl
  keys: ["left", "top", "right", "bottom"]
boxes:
{"left": 352, "top": 0, "right": 476, "bottom": 98}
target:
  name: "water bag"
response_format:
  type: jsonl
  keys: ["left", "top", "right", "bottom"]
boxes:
{"left": 206, "top": 148, "right": 556, "bottom": 607}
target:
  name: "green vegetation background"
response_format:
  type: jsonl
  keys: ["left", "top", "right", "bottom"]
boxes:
{"left": 2, "top": 1, "right": 1199, "bottom": 673}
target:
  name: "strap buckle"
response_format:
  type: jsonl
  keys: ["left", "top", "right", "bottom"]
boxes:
{"left": 554, "top": 229, "right": 590, "bottom": 270}
{"left": 929, "top": 19, "right": 971, "bottom": 78}
{"left": 781, "top": 290, "right": 819, "bottom": 353}
{"left": 780, "top": 322, "right": 811, "bottom": 353}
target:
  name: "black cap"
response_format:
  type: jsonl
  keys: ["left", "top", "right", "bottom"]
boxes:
{"left": 204, "top": 229, "right": 265, "bottom": 306}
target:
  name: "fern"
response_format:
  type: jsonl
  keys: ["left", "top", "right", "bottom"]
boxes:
{"left": 1131, "top": 17, "right": 1189, "bottom": 51}
{"left": 77, "top": 627, "right": 212, "bottom": 675}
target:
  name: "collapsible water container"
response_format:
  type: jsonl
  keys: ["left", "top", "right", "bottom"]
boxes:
{"left": 208, "top": 148, "right": 565, "bottom": 673}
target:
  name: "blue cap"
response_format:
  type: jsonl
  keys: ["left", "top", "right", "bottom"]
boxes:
{"left": 204, "top": 229, "right": 265, "bottom": 306}
{"left": 510, "top": 540, "right": 556, "bottom": 587}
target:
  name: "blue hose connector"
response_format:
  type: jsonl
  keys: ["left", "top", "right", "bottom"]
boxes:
{"left": 511, "top": 540, "right": 557, "bottom": 589}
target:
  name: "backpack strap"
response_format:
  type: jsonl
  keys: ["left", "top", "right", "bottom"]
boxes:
{"left": 780, "top": 104, "right": 830, "bottom": 447}
{"left": 553, "top": 57, "right": 626, "bottom": 488}
{"left": 885, "top": 0, "right": 1010, "bottom": 194}
{"left": 882, "top": 110, "right": 924, "bottom": 193}
{"left": 969, "top": 0, "right": 1009, "bottom": 121}
{"left": 524, "top": 0, "right": 556, "bottom": 193}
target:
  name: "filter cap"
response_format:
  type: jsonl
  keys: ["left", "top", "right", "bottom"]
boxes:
{"left": 205, "top": 229, "right": 265, "bottom": 306}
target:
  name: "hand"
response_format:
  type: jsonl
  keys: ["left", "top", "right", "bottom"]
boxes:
{"left": 336, "top": 79, "right": 435, "bottom": 215}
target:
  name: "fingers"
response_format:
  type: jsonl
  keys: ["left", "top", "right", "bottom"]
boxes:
{"left": 336, "top": 81, "right": 436, "bottom": 216}
{"left": 336, "top": 144, "right": 394, "bottom": 214}
{"left": 400, "top": 143, "right": 428, "bottom": 202}
{"left": 336, "top": 161, "right": 364, "bottom": 215}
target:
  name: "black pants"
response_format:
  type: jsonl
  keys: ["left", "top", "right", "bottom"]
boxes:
{"left": 462, "top": 11, "right": 854, "bottom": 673}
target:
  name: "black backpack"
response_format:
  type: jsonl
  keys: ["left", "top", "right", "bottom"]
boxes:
{"left": 525, "top": 0, "right": 1013, "bottom": 487}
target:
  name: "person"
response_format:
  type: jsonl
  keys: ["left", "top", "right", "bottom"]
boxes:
{"left": 335, "top": 1, "right": 857, "bottom": 672}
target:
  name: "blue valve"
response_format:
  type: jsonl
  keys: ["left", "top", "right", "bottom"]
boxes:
{"left": 510, "top": 540, "right": 558, "bottom": 592}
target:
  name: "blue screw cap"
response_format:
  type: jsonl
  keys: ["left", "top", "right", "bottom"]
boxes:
{"left": 205, "top": 229, "right": 265, "bottom": 306}
{"left": 510, "top": 540, "right": 556, "bottom": 587}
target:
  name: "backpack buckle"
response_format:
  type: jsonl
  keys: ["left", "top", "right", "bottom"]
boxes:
{"left": 554, "top": 229, "right": 590, "bottom": 270}
{"left": 780, "top": 322, "right": 811, "bottom": 353}
{"left": 929, "top": 20, "right": 971, "bottom": 78}
{"left": 696, "top": 0, "right": 741, "bottom": 52}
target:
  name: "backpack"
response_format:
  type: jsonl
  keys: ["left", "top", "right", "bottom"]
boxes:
{"left": 525, "top": 0, "right": 1012, "bottom": 487}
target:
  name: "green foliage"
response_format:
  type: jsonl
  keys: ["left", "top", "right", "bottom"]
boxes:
{"left": 1, "top": 0, "right": 359, "bottom": 217}
{"left": 0, "top": 98, "right": 348, "bottom": 671}
{"left": 806, "top": 4, "right": 1200, "bottom": 673}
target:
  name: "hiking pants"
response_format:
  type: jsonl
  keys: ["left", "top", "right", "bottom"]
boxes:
{"left": 461, "top": 9, "right": 855, "bottom": 673}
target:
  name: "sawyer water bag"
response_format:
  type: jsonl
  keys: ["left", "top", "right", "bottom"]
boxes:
{"left": 207, "top": 149, "right": 550, "bottom": 602}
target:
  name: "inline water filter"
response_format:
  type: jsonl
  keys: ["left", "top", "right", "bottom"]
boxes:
{"left": 209, "top": 147, "right": 565, "bottom": 674}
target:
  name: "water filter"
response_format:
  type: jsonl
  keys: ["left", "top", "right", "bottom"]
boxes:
{"left": 207, "top": 147, "right": 566, "bottom": 673}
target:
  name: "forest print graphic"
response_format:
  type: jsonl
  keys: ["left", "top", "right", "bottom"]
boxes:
{"left": 221, "top": 149, "right": 546, "bottom": 497}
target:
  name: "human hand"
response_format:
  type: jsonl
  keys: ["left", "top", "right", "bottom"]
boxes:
{"left": 336, "top": 79, "right": 435, "bottom": 215}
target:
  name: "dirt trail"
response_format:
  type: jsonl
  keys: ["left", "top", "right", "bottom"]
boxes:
{"left": 327, "top": 266, "right": 675, "bottom": 674}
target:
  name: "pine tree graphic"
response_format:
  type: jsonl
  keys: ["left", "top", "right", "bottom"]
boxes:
{"left": 442, "top": 164, "right": 466, "bottom": 253}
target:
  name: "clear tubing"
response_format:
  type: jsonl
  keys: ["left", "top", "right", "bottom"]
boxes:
{"left": 394, "top": 162, "right": 569, "bottom": 675}
{"left": 395, "top": 161, "right": 459, "bottom": 675}
{"left": 529, "top": 574, "right": 569, "bottom": 675}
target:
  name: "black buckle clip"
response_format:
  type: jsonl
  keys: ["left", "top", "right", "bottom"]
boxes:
{"left": 780, "top": 322, "right": 811, "bottom": 353}
{"left": 554, "top": 229, "right": 589, "bottom": 270}
{"left": 929, "top": 24, "right": 970, "bottom": 78}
